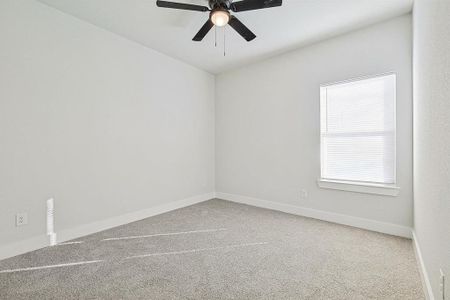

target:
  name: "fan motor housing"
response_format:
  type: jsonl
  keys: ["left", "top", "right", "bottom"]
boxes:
{"left": 209, "top": 0, "right": 232, "bottom": 10}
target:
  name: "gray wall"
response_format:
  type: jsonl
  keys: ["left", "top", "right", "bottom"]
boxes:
{"left": 216, "top": 15, "right": 413, "bottom": 227}
{"left": 0, "top": 0, "right": 214, "bottom": 248}
{"left": 413, "top": 0, "right": 450, "bottom": 298}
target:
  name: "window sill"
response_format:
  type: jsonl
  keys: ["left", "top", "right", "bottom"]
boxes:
{"left": 317, "top": 179, "right": 400, "bottom": 197}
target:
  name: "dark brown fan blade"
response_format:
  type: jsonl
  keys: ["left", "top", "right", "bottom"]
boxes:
{"left": 193, "top": 19, "right": 214, "bottom": 41}
{"left": 231, "top": 0, "right": 282, "bottom": 12}
{"left": 228, "top": 16, "right": 256, "bottom": 42}
{"left": 156, "top": 0, "right": 209, "bottom": 12}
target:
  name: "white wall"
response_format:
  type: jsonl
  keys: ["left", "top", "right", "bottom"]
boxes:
{"left": 0, "top": 0, "right": 417, "bottom": 261}
{"left": 413, "top": 0, "right": 450, "bottom": 298}
{"left": 0, "top": 0, "right": 214, "bottom": 250}
{"left": 216, "top": 15, "right": 413, "bottom": 228}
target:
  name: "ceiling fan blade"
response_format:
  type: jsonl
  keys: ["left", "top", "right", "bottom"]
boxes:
{"left": 156, "top": 0, "right": 209, "bottom": 12}
{"left": 231, "top": 0, "right": 282, "bottom": 12}
{"left": 228, "top": 16, "right": 256, "bottom": 42}
{"left": 193, "top": 19, "right": 214, "bottom": 41}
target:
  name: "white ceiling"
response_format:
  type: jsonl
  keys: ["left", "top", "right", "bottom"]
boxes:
{"left": 37, "top": 0, "right": 413, "bottom": 74}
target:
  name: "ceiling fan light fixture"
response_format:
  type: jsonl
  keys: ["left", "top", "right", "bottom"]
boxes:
{"left": 211, "top": 9, "right": 230, "bottom": 27}
{"left": 156, "top": 0, "right": 284, "bottom": 42}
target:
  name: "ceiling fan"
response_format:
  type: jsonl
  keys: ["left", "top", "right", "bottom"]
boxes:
{"left": 156, "top": 0, "right": 283, "bottom": 42}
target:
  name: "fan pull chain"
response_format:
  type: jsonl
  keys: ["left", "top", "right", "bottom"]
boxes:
{"left": 223, "top": 26, "right": 226, "bottom": 57}
{"left": 215, "top": 26, "right": 217, "bottom": 47}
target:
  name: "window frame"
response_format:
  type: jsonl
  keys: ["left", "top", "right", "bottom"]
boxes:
{"left": 318, "top": 72, "right": 399, "bottom": 196}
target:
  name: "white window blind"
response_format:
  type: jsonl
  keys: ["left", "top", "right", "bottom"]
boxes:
{"left": 320, "top": 74, "right": 396, "bottom": 184}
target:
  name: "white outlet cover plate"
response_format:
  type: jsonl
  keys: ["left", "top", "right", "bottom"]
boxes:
{"left": 16, "top": 213, "right": 28, "bottom": 226}
{"left": 301, "top": 189, "right": 308, "bottom": 198}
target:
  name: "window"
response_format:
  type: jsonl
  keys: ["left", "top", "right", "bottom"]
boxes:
{"left": 319, "top": 74, "right": 398, "bottom": 195}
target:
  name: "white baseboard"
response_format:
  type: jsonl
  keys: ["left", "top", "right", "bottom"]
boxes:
{"left": 0, "top": 192, "right": 215, "bottom": 261}
{"left": 216, "top": 192, "right": 412, "bottom": 238}
{"left": 0, "top": 192, "right": 413, "bottom": 261}
{"left": 412, "top": 231, "right": 435, "bottom": 300}
{"left": 0, "top": 234, "right": 49, "bottom": 262}
{"left": 57, "top": 193, "right": 215, "bottom": 243}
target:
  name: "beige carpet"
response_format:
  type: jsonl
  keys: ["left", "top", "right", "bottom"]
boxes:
{"left": 0, "top": 199, "right": 424, "bottom": 299}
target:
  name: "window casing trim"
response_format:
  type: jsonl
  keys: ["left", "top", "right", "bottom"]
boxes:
{"left": 319, "top": 71, "right": 398, "bottom": 89}
{"left": 317, "top": 179, "right": 400, "bottom": 197}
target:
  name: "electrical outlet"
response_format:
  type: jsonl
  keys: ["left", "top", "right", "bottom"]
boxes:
{"left": 300, "top": 189, "right": 308, "bottom": 199}
{"left": 16, "top": 213, "right": 28, "bottom": 227}
{"left": 440, "top": 269, "right": 445, "bottom": 300}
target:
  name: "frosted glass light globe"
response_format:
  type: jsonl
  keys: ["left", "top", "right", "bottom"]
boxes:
{"left": 211, "top": 10, "right": 230, "bottom": 27}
